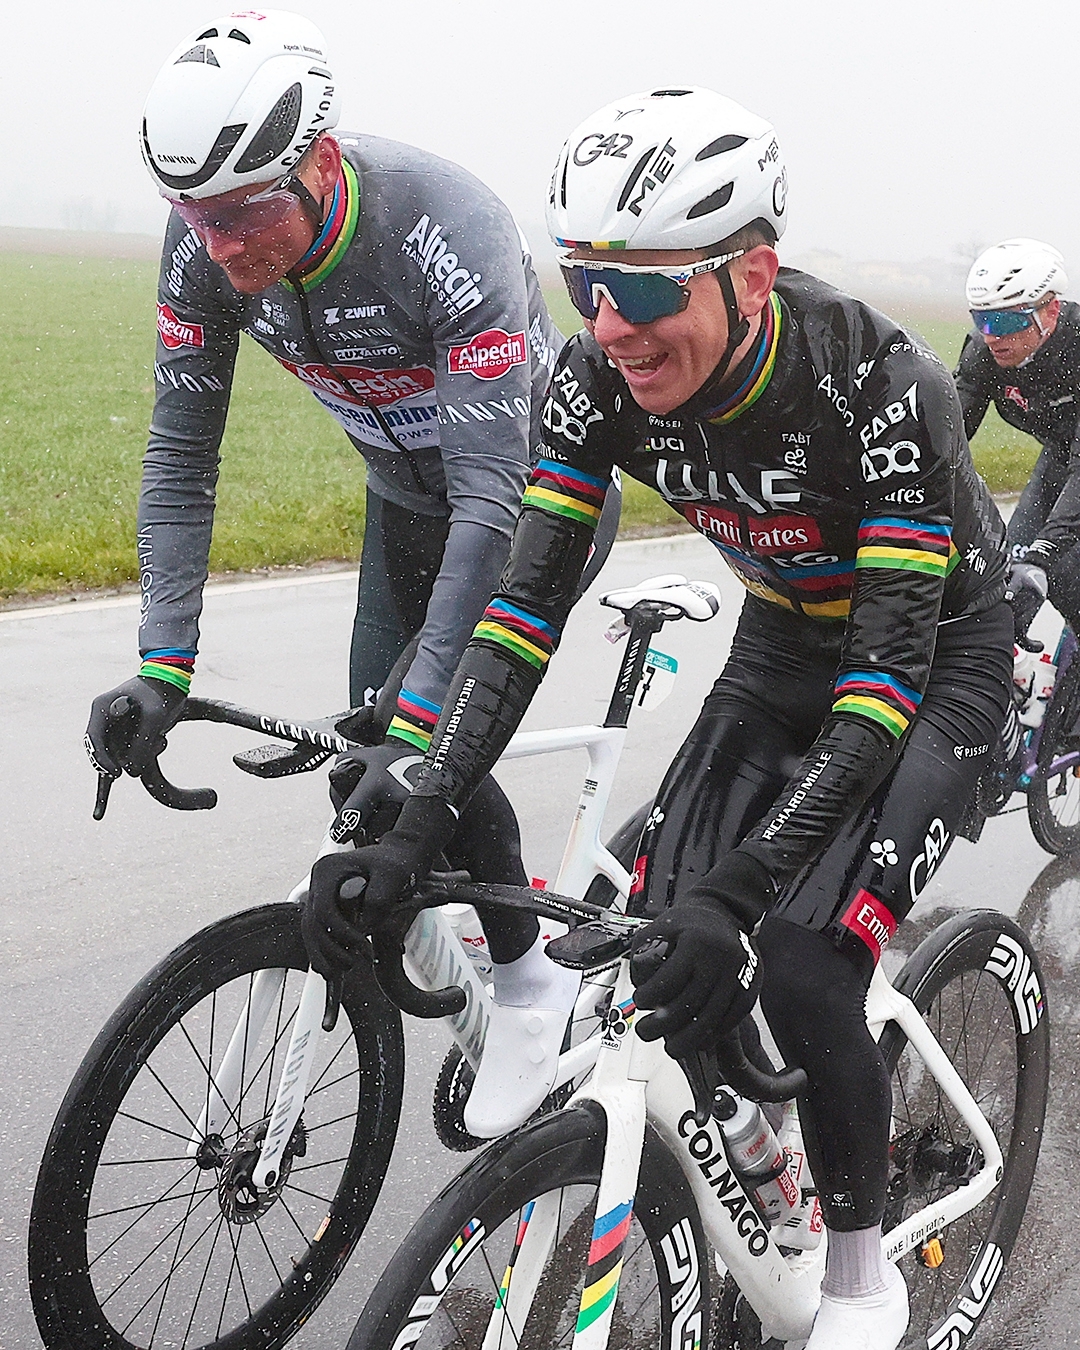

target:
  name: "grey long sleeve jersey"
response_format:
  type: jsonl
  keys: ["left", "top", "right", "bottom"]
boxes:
{"left": 139, "top": 133, "right": 562, "bottom": 711}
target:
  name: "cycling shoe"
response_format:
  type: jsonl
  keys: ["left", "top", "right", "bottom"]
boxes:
{"left": 463, "top": 1002, "right": 571, "bottom": 1138}
{"left": 802, "top": 1262, "right": 908, "bottom": 1350}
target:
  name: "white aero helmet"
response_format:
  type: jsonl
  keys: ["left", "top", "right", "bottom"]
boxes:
{"left": 547, "top": 87, "right": 787, "bottom": 252}
{"left": 966, "top": 239, "right": 1068, "bottom": 310}
{"left": 141, "top": 10, "right": 339, "bottom": 201}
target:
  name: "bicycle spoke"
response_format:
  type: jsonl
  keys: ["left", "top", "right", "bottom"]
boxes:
{"left": 283, "top": 1181, "right": 336, "bottom": 1204}
{"left": 182, "top": 1211, "right": 228, "bottom": 1350}
{"left": 115, "top": 1108, "right": 200, "bottom": 1147}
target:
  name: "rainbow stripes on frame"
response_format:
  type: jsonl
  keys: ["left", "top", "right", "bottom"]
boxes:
{"left": 834, "top": 670, "right": 921, "bottom": 738}
{"left": 388, "top": 688, "right": 440, "bottom": 751}
{"left": 522, "top": 459, "right": 607, "bottom": 528}
{"left": 855, "top": 517, "right": 957, "bottom": 579}
{"left": 140, "top": 649, "right": 195, "bottom": 695}
{"left": 474, "top": 599, "right": 557, "bottom": 670}
{"left": 575, "top": 1198, "right": 634, "bottom": 1334}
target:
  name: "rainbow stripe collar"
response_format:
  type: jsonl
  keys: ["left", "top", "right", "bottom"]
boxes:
{"left": 704, "top": 291, "right": 782, "bottom": 425}
{"left": 282, "top": 160, "right": 360, "bottom": 292}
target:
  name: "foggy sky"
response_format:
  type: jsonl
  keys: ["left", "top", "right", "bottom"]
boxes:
{"left": 5, "top": 0, "right": 1077, "bottom": 280}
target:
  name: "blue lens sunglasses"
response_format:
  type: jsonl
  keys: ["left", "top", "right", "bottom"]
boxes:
{"left": 971, "top": 304, "right": 1048, "bottom": 338}
{"left": 559, "top": 248, "right": 744, "bottom": 326}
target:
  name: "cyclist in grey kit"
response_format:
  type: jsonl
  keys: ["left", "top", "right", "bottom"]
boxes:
{"left": 84, "top": 9, "right": 593, "bottom": 1134}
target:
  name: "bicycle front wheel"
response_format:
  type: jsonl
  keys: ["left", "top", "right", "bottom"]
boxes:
{"left": 1028, "top": 655, "right": 1080, "bottom": 853}
{"left": 349, "top": 1100, "right": 710, "bottom": 1350}
{"left": 879, "top": 910, "right": 1049, "bottom": 1349}
{"left": 29, "top": 903, "right": 405, "bottom": 1350}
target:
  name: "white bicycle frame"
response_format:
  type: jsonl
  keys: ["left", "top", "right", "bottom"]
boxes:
{"left": 190, "top": 603, "right": 666, "bottom": 1189}
{"left": 481, "top": 957, "right": 1005, "bottom": 1348}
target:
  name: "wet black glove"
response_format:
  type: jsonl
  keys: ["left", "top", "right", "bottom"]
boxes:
{"left": 630, "top": 853, "right": 772, "bottom": 1058}
{"left": 85, "top": 676, "right": 187, "bottom": 778}
{"left": 327, "top": 739, "right": 427, "bottom": 844}
{"left": 1007, "top": 559, "right": 1049, "bottom": 647}
{"left": 302, "top": 796, "right": 457, "bottom": 980}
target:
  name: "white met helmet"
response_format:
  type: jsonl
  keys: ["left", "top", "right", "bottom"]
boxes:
{"left": 547, "top": 87, "right": 787, "bottom": 251}
{"left": 141, "top": 10, "right": 339, "bottom": 201}
{"left": 966, "top": 239, "right": 1068, "bottom": 310}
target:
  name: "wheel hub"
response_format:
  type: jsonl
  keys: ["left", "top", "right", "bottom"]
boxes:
{"left": 217, "top": 1116, "right": 308, "bottom": 1223}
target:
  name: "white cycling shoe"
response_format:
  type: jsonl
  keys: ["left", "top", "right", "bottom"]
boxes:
{"left": 463, "top": 1001, "right": 573, "bottom": 1138}
{"left": 463, "top": 940, "right": 580, "bottom": 1139}
{"left": 800, "top": 1263, "right": 908, "bottom": 1350}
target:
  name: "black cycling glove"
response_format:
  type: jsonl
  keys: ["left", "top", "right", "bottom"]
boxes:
{"left": 85, "top": 676, "right": 187, "bottom": 778}
{"left": 631, "top": 852, "right": 772, "bottom": 1058}
{"left": 1007, "top": 559, "right": 1049, "bottom": 647}
{"left": 302, "top": 796, "right": 458, "bottom": 980}
{"left": 327, "top": 739, "right": 427, "bottom": 844}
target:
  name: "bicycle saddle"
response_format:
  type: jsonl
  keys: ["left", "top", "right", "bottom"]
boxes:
{"left": 600, "top": 574, "right": 721, "bottom": 622}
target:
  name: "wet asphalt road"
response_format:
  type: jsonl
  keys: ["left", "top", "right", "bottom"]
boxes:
{"left": 2, "top": 532, "right": 1079, "bottom": 1349}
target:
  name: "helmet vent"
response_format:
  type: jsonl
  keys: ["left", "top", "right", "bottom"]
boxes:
{"left": 175, "top": 44, "right": 221, "bottom": 66}
{"left": 560, "top": 152, "right": 569, "bottom": 208}
{"left": 696, "top": 135, "right": 747, "bottom": 161}
{"left": 196, "top": 28, "right": 218, "bottom": 39}
{"left": 235, "top": 82, "right": 303, "bottom": 174}
{"left": 650, "top": 89, "right": 692, "bottom": 97}
{"left": 228, "top": 28, "right": 252, "bottom": 42}
{"left": 617, "top": 146, "right": 658, "bottom": 212}
{"left": 308, "top": 66, "right": 331, "bottom": 78}
{"left": 686, "top": 183, "right": 734, "bottom": 220}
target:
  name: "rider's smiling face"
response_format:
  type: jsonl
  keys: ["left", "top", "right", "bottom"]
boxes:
{"left": 582, "top": 245, "right": 779, "bottom": 415}
{"left": 195, "top": 137, "right": 341, "bottom": 295}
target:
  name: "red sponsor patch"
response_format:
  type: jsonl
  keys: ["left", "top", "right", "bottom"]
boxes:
{"left": 839, "top": 888, "right": 897, "bottom": 964}
{"left": 157, "top": 302, "right": 204, "bottom": 350}
{"left": 1004, "top": 385, "right": 1030, "bottom": 412}
{"left": 682, "top": 503, "right": 824, "bottom": 555}
{"left": 277, "top": 358, "right": 435, "bottom": 406}
{"left": 448, "top": 328, "right": 528, "bottom": 380}
{"left": 629, "top": 855, "right": 647, "bottom": 896}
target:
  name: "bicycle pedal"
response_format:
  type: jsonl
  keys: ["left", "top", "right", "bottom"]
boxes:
{"left": 232, "top": 742, "right": 332, "bottom": 778}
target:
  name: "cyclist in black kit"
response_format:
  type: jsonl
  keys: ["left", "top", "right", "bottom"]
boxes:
{"left": 305, "top": 88, "right": 1012, "bottom": 1347}
{"left": 955, "top": 238, "right": 1080, "bottom": 644}
{"left": 81, "top": 9, "right": 606, "bottom": 1138}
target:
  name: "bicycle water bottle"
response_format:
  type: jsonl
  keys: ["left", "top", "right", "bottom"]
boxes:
{"left": 1013, "top": 644, "right": 1037, "bottom": 715}
{"left": 1019, "top": 652, "right": 1058, "bottom": 730}
{"left": 713, "top": 1091, "right": 800, "bottom": 1228}
{"left": 773, "top": 1101, "right": 823, "bottom": 1250}
{"left": 443, "top": 904, "right": 493, "bottom": 981}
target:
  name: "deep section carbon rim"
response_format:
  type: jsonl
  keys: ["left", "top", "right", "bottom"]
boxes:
{"left": 880, "top": 911, "right": 1049, "bottom": 1350}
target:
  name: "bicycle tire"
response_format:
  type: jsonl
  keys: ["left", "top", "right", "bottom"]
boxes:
{"left": 1028, "top": 654, "right": 1080, "bottom": 854}
{"left": 29, "top": 902, "right": 405, "bottom": 1350}
{"left": 879, "top": 909, "right": 1049, "bottom": 1349}
{"left": 348, "top": 1100, "right": 710, "bottom": 1350}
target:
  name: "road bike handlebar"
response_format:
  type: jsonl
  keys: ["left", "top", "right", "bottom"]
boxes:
{"left": 359, "top": 875, "right": 805, "bottom": 1106}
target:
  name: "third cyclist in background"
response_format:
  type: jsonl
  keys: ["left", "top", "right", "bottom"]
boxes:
{"left": 955, "top": 239, "right": 1080, "bottom": 645}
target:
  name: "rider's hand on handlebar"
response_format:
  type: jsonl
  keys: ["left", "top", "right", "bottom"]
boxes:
{"left": 85, "top": 676, "right": 187, "bottom": 778}
{"left": 630, "top": 853, "right": 772, "bottom": 1058}
{"left": 328, "top": 739, "right": 427, "bottom": 844}
{"left": 302, "top": 796, "right": 459, "bottom": 978}
{"left": 1007, "top": 559, "right": 1049, "bottom": 647}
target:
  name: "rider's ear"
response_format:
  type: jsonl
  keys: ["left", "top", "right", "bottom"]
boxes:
{"left": 731, "top": 246, "right": 779, "bottom": 320}
{"left": 306, "top": 132, "right": 342, "bottom": 197}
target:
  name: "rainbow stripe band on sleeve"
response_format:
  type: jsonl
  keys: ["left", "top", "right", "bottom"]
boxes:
{"left": 855, "top": 517, "right": 954, "bottom": 578}
{"left": 833, "top": 670, "right": 921, "bottom": 739}
{"left": 388, "top": 688, "right": 440, "bottom": 751}
{"left": 139, "top": 649, "right": 195, "bottom": 695}
{"left": 473, "top": 599, "right": 558, "bottom": 670}
{"left": 522, "top": 459, "right": 607, "bottom": 529}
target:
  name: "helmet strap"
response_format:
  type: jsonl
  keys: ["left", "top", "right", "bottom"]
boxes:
{"left": 704, "top": 264, "right": 751, "bottom": 391}
{"left": 281, "top": 173, "right": 325, "bottom": 231}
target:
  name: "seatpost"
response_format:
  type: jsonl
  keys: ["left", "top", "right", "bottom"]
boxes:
{"left": 603, "top": 603, "right": 669, "bottom": 729}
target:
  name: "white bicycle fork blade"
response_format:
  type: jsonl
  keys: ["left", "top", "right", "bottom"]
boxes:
{"left": 252, "top": 968, "right": 328, "bottom": 1190}
{"left": 188, "top": 966, "right": 287, "bottom": 1155}
{"left": 480, "top": 1191, "right": 564, "bottom": 1350}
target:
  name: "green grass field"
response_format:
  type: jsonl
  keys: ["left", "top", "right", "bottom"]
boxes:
{"left": 1, "top": 253, "right": 1038, "bottom": 601}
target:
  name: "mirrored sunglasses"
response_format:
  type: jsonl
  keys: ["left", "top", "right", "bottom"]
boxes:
{"left": 971, "top": 307, "right": 1040, "bottom": 337}
{"left": 559, "top": 249, "right": 743, "bottom": 326}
